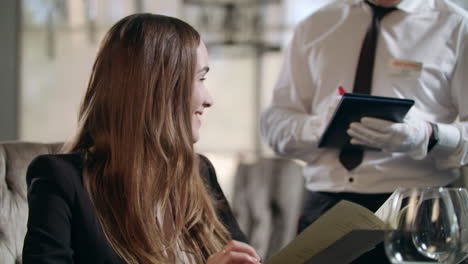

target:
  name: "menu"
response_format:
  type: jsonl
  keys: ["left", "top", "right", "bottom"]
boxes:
{"left": 265, "top": 200, "right": 387, "bottom": 264}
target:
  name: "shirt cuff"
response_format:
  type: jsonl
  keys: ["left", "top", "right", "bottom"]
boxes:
{"left": 432, "top": 123, "right": 461, "bottom": 154}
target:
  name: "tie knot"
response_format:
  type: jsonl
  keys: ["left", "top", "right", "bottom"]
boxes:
{"left": 365, "top": 0, "right": 397, "bottom": 20}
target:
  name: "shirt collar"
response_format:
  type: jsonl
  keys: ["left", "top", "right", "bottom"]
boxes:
{"left": 345, "top": 0, "right": 436, "bottom": 14}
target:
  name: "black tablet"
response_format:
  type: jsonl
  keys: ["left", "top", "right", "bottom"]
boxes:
{"left": 318, "top": 93, "right": 415, "bottom": 149}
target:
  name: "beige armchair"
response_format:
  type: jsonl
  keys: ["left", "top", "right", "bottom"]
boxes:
{"left": 0, "top": 141, "right": 62, "bottom": 264}
{"left": 231, "top": 157, "right": 305, "bottom": 259}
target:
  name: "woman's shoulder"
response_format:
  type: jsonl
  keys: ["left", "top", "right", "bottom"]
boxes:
{"left": 198, "top": 153, "right": 214, "bottom": 170}
{"left": 26, "top": 152, "right": 83, "bottom": 193}
{"left": 197, "top": 154, "right": 216, "bottom": 181}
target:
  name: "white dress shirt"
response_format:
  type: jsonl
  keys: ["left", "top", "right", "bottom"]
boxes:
{"left": 261, "top": 0, "right": 468, "bottom": 193}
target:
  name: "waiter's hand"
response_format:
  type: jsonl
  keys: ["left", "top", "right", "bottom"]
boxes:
{"left": 347, "top": 116, "right": 431, "bottom": 159}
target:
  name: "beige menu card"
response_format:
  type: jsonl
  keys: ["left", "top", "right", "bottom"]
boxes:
{"left": 266, "top": 200, "right": 387, "bottom": 264}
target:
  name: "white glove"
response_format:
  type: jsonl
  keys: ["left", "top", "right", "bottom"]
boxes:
{"left": 347, "top": 116, "right": 431, "bottom": 159}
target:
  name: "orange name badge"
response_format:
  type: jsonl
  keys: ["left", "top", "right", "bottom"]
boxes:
{"left": 389, "top": 58, "right": 422, "bottom": 78}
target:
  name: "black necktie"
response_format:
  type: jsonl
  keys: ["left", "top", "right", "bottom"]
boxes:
{"left": 339, "top": 1, "right": 396, "bottom": 171}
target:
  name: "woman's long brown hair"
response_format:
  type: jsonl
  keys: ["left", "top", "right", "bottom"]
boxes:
{"left": 64, "top": 13, "right": 230, "bottom": 263}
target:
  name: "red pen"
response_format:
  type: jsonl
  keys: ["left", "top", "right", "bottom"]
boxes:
{"left": 338, "top": 86, "right": 345, "bottom": 95}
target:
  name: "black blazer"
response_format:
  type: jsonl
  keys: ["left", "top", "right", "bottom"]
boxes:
{"left": 22, "top": 153, "right": 247, "bottom": 264}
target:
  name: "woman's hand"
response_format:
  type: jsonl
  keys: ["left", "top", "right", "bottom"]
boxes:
{"left": 207, "top": 240, "right": 262, "bottom": 264}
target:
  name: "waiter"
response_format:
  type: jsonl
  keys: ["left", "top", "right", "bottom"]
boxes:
{"left": 261, "top": 0, "right": 468, "bottom": 262}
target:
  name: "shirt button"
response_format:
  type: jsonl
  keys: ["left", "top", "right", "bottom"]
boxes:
{"left": 349, "top": 177, "right": 354, "bottom": 183}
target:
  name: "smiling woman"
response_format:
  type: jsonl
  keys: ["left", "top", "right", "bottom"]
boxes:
{"left": 21, "top": 13, "right": 261, "bottom": 264}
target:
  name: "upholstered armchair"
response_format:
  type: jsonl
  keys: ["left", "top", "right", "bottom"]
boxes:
{"left": 0, "top": 142, "right": 62, "bottom": 264}
{"left": 231, "top": 157, "right": 305, "bottom": 259}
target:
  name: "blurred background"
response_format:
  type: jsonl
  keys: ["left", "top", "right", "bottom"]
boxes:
{"left": 1, "top": 0, "right": 468, "bottom": 259}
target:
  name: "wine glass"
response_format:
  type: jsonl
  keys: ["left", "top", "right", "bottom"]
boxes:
{"left": 383, "top": 187, "right": 460, "bottom": 264}
{"left": 446, "top": 188, "right": 468, "bottom": 264}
